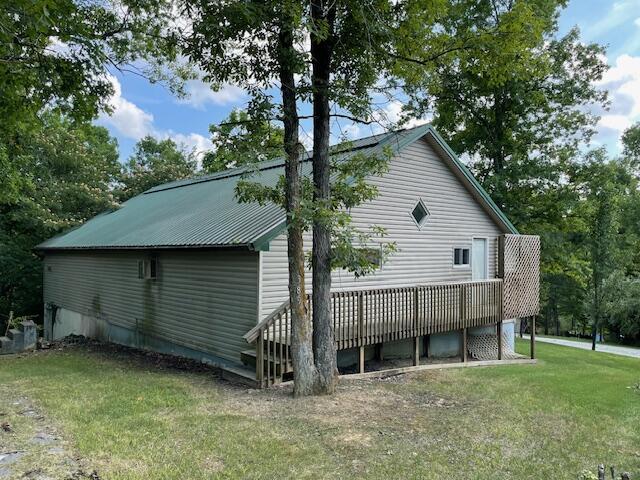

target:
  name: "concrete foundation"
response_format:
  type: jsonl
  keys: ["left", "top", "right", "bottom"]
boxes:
{"left": 43, "top": 306, "right": 239, "bottom": 369}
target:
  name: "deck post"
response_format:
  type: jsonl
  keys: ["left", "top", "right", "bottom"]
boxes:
{"left": 530, "top": 316, "right": 536, "bottom": 359}
{"left": 256, "top": 331, "right": 264, "bottom": 387}
{"left": 497, "top": 321, "right": 503, "bottom": 360}
{"left": 461, "top": 328, "right": 467, "bottom": 362}
{"left": 423, "top": 334, "right": 429, "bottom": 359}
{"left": 357, "top": 291, "right": 364, "bottom": 345}
{"left": 412, "top": 336, "right": 420, "bottom": 366}
{"left": 358, "top": 346, "right": 365, "bottom": 373}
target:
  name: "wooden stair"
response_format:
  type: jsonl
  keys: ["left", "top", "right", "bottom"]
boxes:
{"left": 220, "top": 364, "right": 261, "bottom": 389}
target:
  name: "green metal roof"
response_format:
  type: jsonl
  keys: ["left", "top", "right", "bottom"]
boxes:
{"left": 37, "top": 125, "right": 516, "bottom": 252}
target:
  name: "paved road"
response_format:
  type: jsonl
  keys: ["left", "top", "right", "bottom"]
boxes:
{"left": 522, "top": 335, "right": 640, "bottom": 359}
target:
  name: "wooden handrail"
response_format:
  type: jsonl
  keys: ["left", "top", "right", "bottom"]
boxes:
{"left": 243, "top": 299, "right": 292, "bottom": 343}
{"left": 244, "top": 279, "right": 504, "bottom": 387}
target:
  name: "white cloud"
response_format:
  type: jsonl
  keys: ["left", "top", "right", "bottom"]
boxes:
{"left": 99, "top": 74, "right": 155, "bottom": 139}
{"left": 635, "top": 17, "right": 640, "bottom": 27}
{"left": 595, "top": 54, "right": 640, "bottom": 138}
{"left": 599, "top": 114, "right": 633, "bottom": 132}
{"left": 169, "top": 132, "right": 214, "bottom": 156}
{"left": 179, "top": 80, "right": 245, "bottom": 109}
{"left": 98, "top": 74, "right": 214, "bottom": 163}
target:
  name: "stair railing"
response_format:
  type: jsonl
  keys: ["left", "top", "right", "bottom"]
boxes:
{"left": 243, "top": 299, "right": 294, "bottom": 387}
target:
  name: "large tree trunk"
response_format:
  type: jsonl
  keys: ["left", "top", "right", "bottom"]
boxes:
{"left": 278, "top": 14, "right": 318, "bottom": 397}
{"left": 310, "top": 0, "right": 338, "bottom": 394}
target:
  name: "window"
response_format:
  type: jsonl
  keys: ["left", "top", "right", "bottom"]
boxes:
{"left": 138, "top": 257, "right": 157, "bottom": 280}
{"left": 359, "top": 246, "right": 382, "bottom": 268}
{"left": 411, "top": 199, "right": 430, "bottom": 228}
{"left": 454, "top": 247, "right": 470, "bottom": 267}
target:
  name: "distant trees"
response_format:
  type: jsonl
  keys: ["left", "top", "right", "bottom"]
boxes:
{"left": 203, "top": 110, "right": 284, "bottom": 173}
{"left": 0, "top": 112, "right": 120, "bottom": 318}
{"left": 116, "top": 137, "right": 198, "bottom": 201}
{"left": 395, "top": 0, "right": 640, "bottom": 346}
{"left": 0, "top": 0, "right": 182, "bottom": 204}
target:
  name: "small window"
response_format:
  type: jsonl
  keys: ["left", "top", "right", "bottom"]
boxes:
{"left": 411, "top": 199, "right": 430, "bottom": 228}
{"left": 359, "top": 246, "right": 382, "bottom": 268}
{"left": 138, "top": 258, "right": 157, "bottom": 280}
{"left": 454, "top": 248, "right": 470, "bottom": 266}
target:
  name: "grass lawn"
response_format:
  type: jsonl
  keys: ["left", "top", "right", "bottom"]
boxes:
{"left": 0, "top": 340, "right": 639, "bottom": 479}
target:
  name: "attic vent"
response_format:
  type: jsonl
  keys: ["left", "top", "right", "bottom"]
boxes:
{"left": 411, "top": 199, "right": 430, "bottom": 229}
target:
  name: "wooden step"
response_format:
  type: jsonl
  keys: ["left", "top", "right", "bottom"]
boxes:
{"left": 240, "top": 350, "right": 292, "bottom": 376}
{"left": 220, "top": 364, "right": 260, "bottom": 388}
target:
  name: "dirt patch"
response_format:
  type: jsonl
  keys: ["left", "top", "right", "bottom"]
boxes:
{"left": 0, "top": 390, "right": 99, "bottom": 479}
{"left": 216, "top": 374, "right": 461, "bottom": 437}
{"left": 33, "top": 335, "right": 222, "bottom": 377}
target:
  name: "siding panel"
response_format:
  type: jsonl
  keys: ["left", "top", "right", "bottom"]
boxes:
{"left": 44, "top": 250, "right": 258, "bottom": 362}
{"left": 260, "top": 137, "right": 503, "bottom": 318}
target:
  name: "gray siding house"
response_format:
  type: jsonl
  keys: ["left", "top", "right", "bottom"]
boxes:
{"left": 38, "top": 125, "right": 539, "bottom": 386}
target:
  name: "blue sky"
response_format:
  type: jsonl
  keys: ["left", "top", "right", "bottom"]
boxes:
{"left": 98, "top": 0, "right": 640, "bottom": 163}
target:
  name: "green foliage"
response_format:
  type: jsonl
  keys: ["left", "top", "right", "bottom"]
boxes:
{"left": 116, "top": 136, "right": 198, "bottom": 201}
{"left": 0, "top": 112, "right": 120, "bottom": 317}
{"left": 237, "top": 143, "right": 397, "bottom": 277}
{"left": 398, "top": 0, "right": 607, "bottom": 225}
{"left": 0, "top": 0, "right": 184, "bottom": 202}
{"left": 602, "top": 272, "right": 640, "bottom": 339}
{"left": 622, "top": 122, "right": 640, "bottom": 162}
{"left": 203, "top": 110, "right": 284, "bottom": 173}
{"left": 184, "top": 0, "right": 403, "bottom": 278}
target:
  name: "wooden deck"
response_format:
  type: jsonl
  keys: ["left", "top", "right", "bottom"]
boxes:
{"left": 243, "top": 234, "right": 540, "bottom": 388}
{"left": 244, "top": 279, "right": 506, "bottom": 387}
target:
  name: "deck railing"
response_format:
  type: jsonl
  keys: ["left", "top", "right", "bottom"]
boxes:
{"left": 243, "top": 279, "right": 504, "bottom": 387}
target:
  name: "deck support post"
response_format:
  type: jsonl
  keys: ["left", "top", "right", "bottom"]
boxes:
{"left": 256, "top": 336, "right": 264, "bottom": 387}
{"left": 423, "top": 334, "right": 430, "bottom": 359}
{"left": 497, "top": 321, "right": 503, "bottom": 360}
{"left": 358, "top": 346, "right": 365, "bottom": 374}
{"left": 530, "top": 316, "right": 536, "bottom": 359}
{"left": 412, "top": 337, "right": 420, "bottom": 366}
{"left": 461, "top": 328, "right": 467, "bottom": 362}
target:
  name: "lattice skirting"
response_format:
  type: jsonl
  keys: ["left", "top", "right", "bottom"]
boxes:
{"left": 468, "top": 332, "right": 520, "bottom": 360}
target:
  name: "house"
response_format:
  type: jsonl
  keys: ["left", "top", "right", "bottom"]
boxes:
{"left": 36, "top": 125, "right": 540, "bottom": 387}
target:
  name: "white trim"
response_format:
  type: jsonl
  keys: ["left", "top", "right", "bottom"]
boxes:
{"left": 452, "top": 245, "right": 471, "bottom": 269}
{"left": 410, "top": 197, "right": 431, "bottom": 230}
{"left": 257, "top": 250, "right": 263, "bottom": 324}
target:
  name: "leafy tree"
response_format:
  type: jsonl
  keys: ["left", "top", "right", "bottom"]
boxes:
{"left": 602, "top": 272, "right": 640, "bottom": 342}
{"left": 306, "top": 0, "right": 404, "bottom": 392}
{"left": 572, "top": 151, "right": 631, "bottom": 349}
{"left": 0, "top": 112, "right": 120, "bottom": 318}
{"left": 0, "top": 0, "right": 183, "bottom": 203}
{"left": 117, "top": 136, "right": 197, "bottom": 201}
{"left": 622, "top": 123, "right": 640, "bottom": 162}
{"left": 180, "top": 0, "right": 319, "bottom": 396}
{"left": 181, "top": 0, "right": 408, "bottom": 395}
{"left": 203, "top": 110, "right": 284, "bottom": 173}
{"left": 396, "top": 0, "right": 609, "bottom": 340}
{"left": 398, "top": 0, "right": 607, "bottom": 227}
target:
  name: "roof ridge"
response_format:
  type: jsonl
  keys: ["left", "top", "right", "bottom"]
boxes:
{"left": 144, "top": 126, "right": 425, "bottom": 195}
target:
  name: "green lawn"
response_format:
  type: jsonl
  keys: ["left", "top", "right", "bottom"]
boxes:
{"left": 0, "top": 340, "right": 638, "bottom": 479}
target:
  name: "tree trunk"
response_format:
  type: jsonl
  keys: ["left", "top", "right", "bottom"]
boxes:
{"left": 310, "top": 0, "right": 338, "bottom": 394}
{"left": 277, "top": 14, "right": 318, "bottom": 397}
{"left": 592, "top": 279, "right": 599, "bottom": 351}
